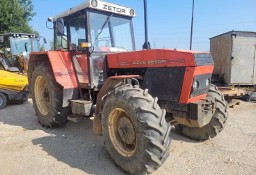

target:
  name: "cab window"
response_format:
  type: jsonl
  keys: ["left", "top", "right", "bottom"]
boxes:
{"left": 69, "top": 15, "right": 87, "bottom": 51}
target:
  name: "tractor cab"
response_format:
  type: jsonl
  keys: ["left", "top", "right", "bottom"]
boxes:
{"left": 48, "top": 0, "right": 136, "bottom": 89}
{"left": 51, "top": 0, "right": 135, "bottom": 52}
{"left": 0, "top": 33, "right": 40, "bottom": 72}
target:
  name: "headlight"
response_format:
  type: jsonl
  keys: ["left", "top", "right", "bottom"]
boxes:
{"left": 190, "top": 74, "right": 212, "bottom": 98}
{"left": 192, "top": 80, "right": 199, "bottom": 91}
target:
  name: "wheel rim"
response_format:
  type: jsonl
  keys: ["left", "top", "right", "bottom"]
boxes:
{"left": 34, "top": 76, "right": 50, "bottom": 115}
{"left": 108, "top": 108, "right": 136, "bottom": 157}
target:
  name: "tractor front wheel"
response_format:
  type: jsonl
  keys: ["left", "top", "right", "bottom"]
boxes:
{"left": 30, "top": 64, "right": 71, "bottom": 128}
{"left": 102, "top": 84, "right": 171, "bottom": 174}
{"left": 175, "top": 85, "right": 228, "bottom": 141}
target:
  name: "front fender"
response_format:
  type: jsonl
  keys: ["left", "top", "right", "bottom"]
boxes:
{"left": 93, "top": 75, "right": 139, "bottom": 135}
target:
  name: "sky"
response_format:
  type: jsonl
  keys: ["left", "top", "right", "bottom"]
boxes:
{"left": 30, "top": 0, "right": 256, "bottom": 51}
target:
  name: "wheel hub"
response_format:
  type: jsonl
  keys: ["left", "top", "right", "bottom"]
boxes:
{"left": 118, "top": 117, "right": 135, "bottom": 145}
{"left": 43, "top": 88, "right": 50, "bottom": 102}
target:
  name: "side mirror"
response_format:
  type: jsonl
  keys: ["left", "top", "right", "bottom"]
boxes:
{"left": 48, "top": 17, "right": 53, "bottom": 22}
{"left": 46, "top": 17, "right": 54, "bottom": 29}
{"left": 56, "top": 18, "right": 65, "bottom": 36}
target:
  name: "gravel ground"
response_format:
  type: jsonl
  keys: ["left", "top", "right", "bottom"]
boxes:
{"left": 0, "top": 99, "right": 256, "bottom": 175}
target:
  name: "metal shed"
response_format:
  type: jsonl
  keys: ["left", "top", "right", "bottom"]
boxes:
{"left": 210, "top": 31, "right": 256, "bottom": 85}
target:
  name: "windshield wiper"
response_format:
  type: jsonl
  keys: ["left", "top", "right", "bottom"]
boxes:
{"left": 91, "top": 14, "right": 113, "bottom": 55}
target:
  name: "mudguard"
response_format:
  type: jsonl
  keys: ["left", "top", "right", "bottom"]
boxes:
{"left": 29, "top": 51, "right": 79, "bottom": 107}
{"left": 93, "top": 75, "right": 139, "bottom": 135}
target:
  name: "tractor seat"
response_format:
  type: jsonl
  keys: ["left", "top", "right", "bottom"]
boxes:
{"left": 0, "top": 57, "right": 20, "bottom": 72}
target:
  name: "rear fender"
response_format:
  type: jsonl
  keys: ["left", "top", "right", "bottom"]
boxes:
{"left": 29, "top": 51, "right": 79, "bottom": 107}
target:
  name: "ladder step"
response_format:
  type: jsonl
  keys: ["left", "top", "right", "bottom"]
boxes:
{"left": 71, "top": 100, "right": 93, "bottom": 116}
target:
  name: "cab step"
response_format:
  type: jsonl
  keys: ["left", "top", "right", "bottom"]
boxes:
{"left": 71, "top": 100, "right": 93, "bottom": 116}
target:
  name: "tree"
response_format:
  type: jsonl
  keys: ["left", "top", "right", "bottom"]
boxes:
{"left": 0, "top": 0, "right": 36, "bottom": 34}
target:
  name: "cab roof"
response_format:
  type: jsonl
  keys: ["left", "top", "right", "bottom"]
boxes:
{"left": 53, "top": 0, "right": 135, "bottom": 21}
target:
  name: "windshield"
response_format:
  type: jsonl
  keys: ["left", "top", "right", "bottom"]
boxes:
{"left": 89, "top": 12, "right": 134, "bottom": 52}
{"left": 10, "top": 37, "right": 40, "bottom": 55}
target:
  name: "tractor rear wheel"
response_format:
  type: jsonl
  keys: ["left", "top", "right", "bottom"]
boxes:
{"left": 175, "top": 84, "right": 228, "bottom": 141}
{"left": 102, "top": 84, "right": 171, "bottom": 175}
{"left": 0, "top": 93, "right": 7, "bottom": 109}
{"left": 30, "top": 64, "right": 71, "bottom": 128}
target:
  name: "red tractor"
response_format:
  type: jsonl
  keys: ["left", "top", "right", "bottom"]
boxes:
{"left": 28, "top": 0, "right": 228, "bottom": 174}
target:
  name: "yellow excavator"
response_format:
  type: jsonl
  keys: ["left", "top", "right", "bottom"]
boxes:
{"left": 0, "top": 33, "right": 42, "bottom": 109}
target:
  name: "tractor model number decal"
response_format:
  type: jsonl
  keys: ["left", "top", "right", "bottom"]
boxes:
{"left": 133, "top": 60, "right": 167, "bottom": 65}
{"left": 103, "top": 4, "right": 126, "bottom": 14}
{"left": 120, "top": 58, "right": 185, "bottom": 66}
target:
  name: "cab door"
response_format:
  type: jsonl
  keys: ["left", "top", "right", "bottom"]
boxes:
{"left": 69, "top": 14, "right": 90, "bottom": 88}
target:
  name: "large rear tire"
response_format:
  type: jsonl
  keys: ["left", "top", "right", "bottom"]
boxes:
{"left": 175, "top": 85, "right": 228, "bottom": 141}
{"left": 30, "top": 64, "right": 71, "bottom": 128}
{"left": 102, "top": 84, "right": 171, "bottom": 175}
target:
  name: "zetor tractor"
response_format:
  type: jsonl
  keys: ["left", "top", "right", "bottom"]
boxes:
{"left": 28, "top": 0, "right": 228, "bottom": 174}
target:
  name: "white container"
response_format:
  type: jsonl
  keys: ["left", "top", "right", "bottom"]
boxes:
{"left": 210, "top": 31, "right": 256, "bottom": 85}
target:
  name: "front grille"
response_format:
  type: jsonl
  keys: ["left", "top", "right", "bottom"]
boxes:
{"left": 143, "top": 67, "right": 186, "bottom": 102}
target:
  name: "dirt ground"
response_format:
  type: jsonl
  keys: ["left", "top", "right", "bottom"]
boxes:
{"left": 0, "top": 99, "right": 256, "bottom": 175}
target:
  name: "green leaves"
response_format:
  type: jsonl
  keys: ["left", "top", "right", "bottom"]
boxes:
{"left": 0, "top": 0, "right": 36, "bottom": 34}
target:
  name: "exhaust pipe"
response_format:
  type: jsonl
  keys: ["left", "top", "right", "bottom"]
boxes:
{"left": 142, "top": 0, "right": 151, "bottom": 50}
